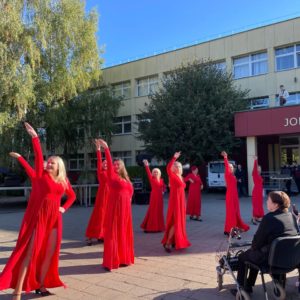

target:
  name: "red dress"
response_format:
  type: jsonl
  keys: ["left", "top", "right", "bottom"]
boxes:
{"left": 223, "top": 157, "right": 250, "bottom": 233}
{"left": 85, "top": 150, "right": 109, "bottom": 239}
{"left": 252, "top": 159, "right": 264, "bottom": 219}
{"left": 140, "top": 165, "right": 165, "bottom": 232}
{"left": 0, "top": 137, "right": 76, "bottom": 292}
{"left": 102, "top": 148, "right": 134, "bottom": 270}
{"left": 161, "top": 157, "right": 191, "bottom": 249}
{"left": 185, "top": 173, "right": 203, "bottom": 217}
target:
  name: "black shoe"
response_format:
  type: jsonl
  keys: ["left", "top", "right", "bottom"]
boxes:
{"left": 86, "top": 239, "right": 92, "bottom": 246}
{"left": 230, "top": 289, "right": 238, "bottom": 297}
{"left": 97, "top": 238, "right": 104, "bottom": 243}
{"left": 251, "top": 218, "right": 258, "bottom": 225}
{"left": 189, "top": 216, "right": 193, "bottom": 220}
{"left": 224, "top": 231, "right": 229, "bottom": 236}
{"left": 35, "top": 289, "right": 53, "bottom": 296}
{"left": 195, "top": 217, "right": 202, "bottom": 222}
{"left": 163, "top": 244, "right": 172, "bottom": 253}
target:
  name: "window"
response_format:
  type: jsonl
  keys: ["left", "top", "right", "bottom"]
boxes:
{"left": 249, "top": 97, "right": 269, "bottom": 109}
{"left": 89, "top": 153, "right": 97, "bottom": 170}
{"left": 233, "top": 52, "right": 268, "bottom": 79}
{"left": 112, "top": 151, "right": 132, "bottom": 166}
{"left": 275, "top": 44, "right": 300, "bottom": 71}
{"left": 213, "top": 61, "right": 226, "bottom": 72}
{"left": 112, "top": 81, "right": 131, "bottom": 99}
{"left": 136, "top": 75, "right": 159, "bottom": 97}
{"left": 68, "top": 154, "right": 84, "bottom": 170}
{"left": 113, "top": 116, "right": 131, "bottom": 135}
{"left": 136, "top": 114, "right": 151, "bottom": 133}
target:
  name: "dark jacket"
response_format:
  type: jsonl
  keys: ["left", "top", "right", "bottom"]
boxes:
{"left": 252, "top": 209, "right": 299, "bottom": 259}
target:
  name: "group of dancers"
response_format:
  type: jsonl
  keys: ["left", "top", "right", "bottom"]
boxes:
{"left": 0, "top": 123, "right": 265, "bottom": 299}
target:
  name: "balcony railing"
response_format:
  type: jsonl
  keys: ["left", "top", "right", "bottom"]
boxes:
{"left": 249, "top": 94, "right": 300, "bottom": 110}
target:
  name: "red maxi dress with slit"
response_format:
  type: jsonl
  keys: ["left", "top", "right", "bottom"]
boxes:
{"left": 140, "top": 164, "right": 165, "bottom": 232}
{"left": 185, "top": 173, "right": 203, "bottom": 217}
{"left": 102, "top": 148, "right": 134, "bottom": 270}
{"left": 0, "top": 137, "right": 76, "bottom": 292}
{"left": 85, "top": 150, "right": 109, "bottom": 239}
{"left": 252, "top": 159, "right": 265, "bottom": 219}
{"left": 161, "top": 157, "right": 191, "bottom": 249}
{"left": 223, "top": 156, "right": 250, "bottom": 234}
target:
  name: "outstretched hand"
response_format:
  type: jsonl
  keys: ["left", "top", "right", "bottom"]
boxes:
{"left": 24, "top": 122, "right": 38, "bottom": 138}
{"left": 221, "top": 151, "right": 227, "bottom": 158}
{"left": 94, "top": 139, "right": 101, "bottom": 150}
{"left": 143, "top": 159, "right": 149, "bottom": 166}
{"left": 98, "top": 139, "right": 108, "bottom": 149}
{"left": 9, "top": 152, "right": 21, "bottom": 159}
{"left": 174, "top": 151, "right": 181, "bottom": 159}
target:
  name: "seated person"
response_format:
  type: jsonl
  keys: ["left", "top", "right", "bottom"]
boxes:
{"left": 231, "top": 191, "right": 299, "bottom": 296}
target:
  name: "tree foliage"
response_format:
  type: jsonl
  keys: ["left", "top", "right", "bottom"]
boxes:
{"left": 138, "top": 61, "right": 249, "bottom": 163}
{"left": 0, "top": 0, "right": 101, "bottom": 128}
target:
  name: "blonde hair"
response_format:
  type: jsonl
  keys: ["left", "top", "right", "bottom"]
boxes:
{"left": 48, "top": 156, "right": 68, "bottom": 188}
{"left": 152, "top": 168, "right": 161, "bottom": 179}
{"left": 114, "top": 159, "right": 130, "bottom": 182}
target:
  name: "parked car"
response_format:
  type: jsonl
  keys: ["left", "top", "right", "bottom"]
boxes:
{"left": 206, "top": 160, "right": 235, "bottom": 190}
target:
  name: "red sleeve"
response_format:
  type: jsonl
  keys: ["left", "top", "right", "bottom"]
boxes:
{"left": 184, "top": 173, "right": 191, "bottom": 182}
{"left": 32, "top": 137, "right": 44, "bottom": 178}
{"left": 224, "top": 156, "right": 230, "bottom": 182}
{"left": 105, "top": 148, "right": 113, "bottom": 179}
{"left": 18, "top": 156, "right": 36, "bottom": 179}
{"left": 252, "top": 159, "right": 258, "bottom": 177}
{"left": 96, "top": 150, "right": 102, "bottom": 182}
{"left": 167, "top": 156, "right": 176, "bottom": 177}
{"left": 62, "top": 180, "right": 76, "bottom": 211}
{"left": 145, "top": 165, "right": 152, "bottom": 183}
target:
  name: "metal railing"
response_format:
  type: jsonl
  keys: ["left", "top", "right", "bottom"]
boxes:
{"left": 0, "top": 184, "right": 99, "bottom": 208}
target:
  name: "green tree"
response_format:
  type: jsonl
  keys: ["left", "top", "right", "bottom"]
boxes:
{"left": 0, "top": 0, "right": 101, "bottom": 127}
{"left": 138, "top": 61, "right": 249, "bottom": 163}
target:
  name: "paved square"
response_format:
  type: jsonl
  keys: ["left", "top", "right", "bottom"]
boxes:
{"left": 0, "top": 193, "right": 299, "bottom": 299}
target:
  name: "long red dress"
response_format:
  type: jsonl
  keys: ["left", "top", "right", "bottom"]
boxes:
{"left": 140, "top": 165, "right": 165, "bottom": 232}
{"left": 252, "top": 159, "right": 264, "bottom": 219}
{"left": 102, "top": 148, "right": 134, "bottom": 270}
{"left": 185, "top": 173, "right": 203, "bottom": 217}
{"left": 85, "top": 150, "right": 109, "bottom": 239}
{"left": 0, "top": 137, "right": 76, "bottom": 292}
{"left": 223, "top": 156, "right": 250, "bottom": 233}
{"left": 161, "top": 157, "right": 191, "bottom": 249}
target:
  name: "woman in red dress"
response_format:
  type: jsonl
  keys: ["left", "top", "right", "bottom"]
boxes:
{"left": 0, "top": 123, "right": 76, "bottom": 299}
{"left": 85, "top": 139, "right": 109, "bottom": 245}
{"left": 221, "top": 151, "right": 250, "bottom": 236}
{"left": 251, "top": 156, "right": 264, "bottom": 225}
{"left": 140, "top": 159, "right": 165, "bottom": 232}
{"left": 185, "top": 166, "right": 203, "bottom": 221}
{"left": 161, "top": 152, "right": 191, "bottom": 253}
{"left": 99, "top": 139, "right": 134, "bottom": 271}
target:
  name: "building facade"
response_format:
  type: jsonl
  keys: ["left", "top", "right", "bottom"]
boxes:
{"left": 100, "top": 17, "right": 300, "bottom": 176}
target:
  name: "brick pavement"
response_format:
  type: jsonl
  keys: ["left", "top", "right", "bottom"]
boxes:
{"left": 0, "top": 193, "right": 299, "bottom": 299}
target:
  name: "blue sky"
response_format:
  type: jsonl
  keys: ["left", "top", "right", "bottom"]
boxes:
{"left": 85, "top": 0, "right": 300, "bottom": 68}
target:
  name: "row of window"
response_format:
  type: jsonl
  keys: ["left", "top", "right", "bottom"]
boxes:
{"left": 249, "top": 92, "right": 300, "bottom": 109}
{"left": 68, "top": 151, "right": 133, "bottom": 170}
{"left": 112, "top": 43, "right": 300, "bottom": 95}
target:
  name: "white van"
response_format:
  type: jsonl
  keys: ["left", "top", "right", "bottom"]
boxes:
{"left": 207, "top": 160, "right": 235, "bottom": 190}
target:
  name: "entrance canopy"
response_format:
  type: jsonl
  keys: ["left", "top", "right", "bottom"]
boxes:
{"left": 235, "top": 105, "right": 300, "bottom": 137}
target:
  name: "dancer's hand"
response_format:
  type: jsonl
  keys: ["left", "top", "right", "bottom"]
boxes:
{"left": 98, "top": 139, "right": 108, "bottom": 149}
{"left": 174, "top": 152, "right": 181, "bottom": 159}
{"left": 93, "top": 139, "right": 101, "bottom": 150}
{"left": 253, "top": 155, "right": 257, "bottom": 160}
{"left": 189, "top": 178, "right": 194, "bottom": 183}
{"left": 143, "top": 159, "right": 149, "bottom": 166}
{"left": 24, "top": 122, "right": 38, "bottom": 137}
{"left": 201, "top": 185, "right": 204, "bottom": 190}
{"left": 221, "top": 151, "right": 227, "bottom": 158}
{"left": 9, "top": 152, "right": 21, "bottom": 158}
{"left": 59, "top": 207, "right": 65, "bottom": 213}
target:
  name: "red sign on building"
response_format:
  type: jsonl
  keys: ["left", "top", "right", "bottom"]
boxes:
{"left": 235, "top": 106, "right": 300, "bottom": 137}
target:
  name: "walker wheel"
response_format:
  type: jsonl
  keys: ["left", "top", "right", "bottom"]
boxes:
{"left": 273, "top": 280, "right": 286, "bottom": 300}
{"left": 235, "top": 289, "right": 251, "bottom": 300}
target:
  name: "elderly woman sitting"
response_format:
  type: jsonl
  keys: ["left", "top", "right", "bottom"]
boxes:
{"left": 231, "top": 191, "right": 299, "bottom": 296}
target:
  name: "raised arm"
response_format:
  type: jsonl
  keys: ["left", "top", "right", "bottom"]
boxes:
{"left": 61, "top": 180, "right": 76, "bottom": 211}
{"left": 167, "top": 152, "right": 180, "bottom": 176}
{"left": 10, "top": 152, "right": 36, "bottom": 179}
{"left": 221, "top": 151, "right": 230, "bottom": 178}
{"left": 143, "top": 160, "right": 152, "bottom": 183}
{"left": 96, "top": 150, "right": 103, "bottom": 182}
{"left": 24, "top": 123, "right": 44, "bottom": 178}
{"left": 98, "top": 139, "right": 112, "bottom": 178}
{"left": 252, "top": 158, "right": 258, "bottom": 177}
